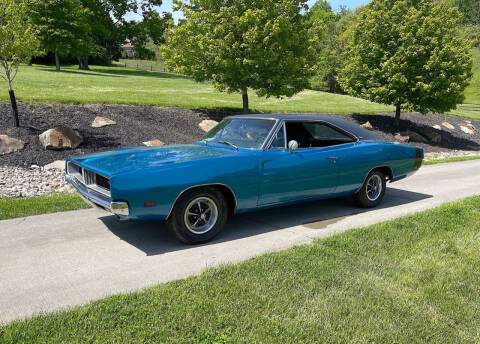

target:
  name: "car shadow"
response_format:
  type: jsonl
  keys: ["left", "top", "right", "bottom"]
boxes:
{"left": 99, "top": 187, "right": 432, "bottom": 256}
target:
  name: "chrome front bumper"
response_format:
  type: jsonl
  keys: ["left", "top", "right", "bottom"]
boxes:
{"left": 66, "top": 175, "right": 129, "bottom": 218}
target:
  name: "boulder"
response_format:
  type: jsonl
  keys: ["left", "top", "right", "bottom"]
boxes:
{"left": 417, "top": 127, "right": 441, "bottom": 143}
{"left": 38, "top": 127, "right": 83, "bottom": 150}
{"left": 442, "top": 122, "right": 455, "bottom": 130}
{"left": 401, "top": 130, "right": 427, "bottom": 143}
{"left": 360, "top": 121, "right": 373, "bottom": 130}
{"left": 0, "top": 135, "right": 24, "bottom": 155}
{"left": 394, "top": 133, "right": 410, "bottom": 143}
{"left": 198, "top": 119, "right": 218, "bottom": 132}
{"left": 143, "top": 139, "right": 165, "bottom": 147}
{"left": 91, "top": 116, "right": 116, "bottom": 128}
{"left": 433, "top": 124, "right": 442, "bottom": 130}
{"left": 44, "top": 160, "right": 66, "bottom": 170}
{"left": 460, "top": 125, "right": 474, "bottom": 135}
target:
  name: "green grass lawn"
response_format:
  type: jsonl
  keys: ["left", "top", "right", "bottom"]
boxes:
{"left": 450, "top": 48, "right": 480, "bottom": 120}
{"left": 1, "top": 196, "right": 479, "bottom": 343}
{"left": 116, "top": 59, "right": 167, "bottom": 72}
{"left": 1, "top": 50, "right": 478, "bottom": 117}
{"left": 2, "top": 64, "right": 392, "bottom": 114}
{"left": 424, "top": 155, "right": 480, "bottom": 165}
{"left": 0, "top": 193, "right": 90, "bottom": 220}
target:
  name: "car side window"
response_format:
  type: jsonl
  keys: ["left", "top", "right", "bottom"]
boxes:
{"left": 269, "top": 124, "right": 286, "bottom": 150}
{"left": 286, "top": 121, "right": 354, "bottom": 148}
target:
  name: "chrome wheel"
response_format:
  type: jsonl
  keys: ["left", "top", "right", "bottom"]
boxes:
{"left": 366, "top": 174, "right": 383, "bottom": 201}
{"left": 184, "top": 197, "right": 218, "bottom": 235}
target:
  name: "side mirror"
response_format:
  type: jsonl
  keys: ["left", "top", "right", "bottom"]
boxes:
{"left": 288, "top": 140, "right": 299, "bottom": 153}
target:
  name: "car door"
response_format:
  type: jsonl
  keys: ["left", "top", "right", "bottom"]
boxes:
{"left": 258, "top": 121, "right": 341, "bottom": 205}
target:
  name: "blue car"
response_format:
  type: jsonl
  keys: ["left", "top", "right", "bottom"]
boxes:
{"left": 66, "top": 114, "right": 423, "bottom": 244}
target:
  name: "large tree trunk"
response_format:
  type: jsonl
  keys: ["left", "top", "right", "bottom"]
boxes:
{"left": 242, "top": 91, "right": 249, "bottom": 113}
{"left": 9, "top": 89, "right": 19, "bottom": 128}
{"left": 78, "top": 57, "right": 90, "bottom": 70}
{"left": 83, "top": 57, "right": 89, "bottom": 70}
{"left": 55, "top": 50, "right": 60, "bottom": 72}
{"left": 394, "top": 104, "right": 401, "bottom": 128}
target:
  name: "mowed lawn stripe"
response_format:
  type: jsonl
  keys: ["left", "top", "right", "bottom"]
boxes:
{"left": 2, "top": 64, "right": 393, "bottom": 114}
{"left": 1, "top": 196, "right": 479, "bottom": 343}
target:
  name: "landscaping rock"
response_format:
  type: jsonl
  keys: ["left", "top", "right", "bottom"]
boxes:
{"left": 360, "top": 121, "right": 373, "bottom": 130}
{"left": 91, "top": 116, "right": 116, "bottom": 128}
{"left": 0, "top": 165, "right": 73, "bottom": 198}
{"left": 198, "top": 119, "right": 218, "bottom": 132}
{"left": 44, "top": 160, "right": 66, "bottom": 170}
{"left": 442, "top": 122, "right": 455, "bottom": 130}
{"left": 38, "top": 127, "right": 83, "bottom": 150}
{"left": 433, "top": 124, "right": 442, "bottom": 130}
{"left": 465, "top": 123, "right": 476, "bottom": 132}
{"left": 0, "top": 135, "right": 24, "bottom": 155}
{"left": 401, "top": 130, "right": 427, "bottom": 143}
{"left": 143, "top": 139, "right": 165, "bottom": 147}
{"left": 460, "top": 125, "right": 474, "bottom": 135}
{"left": 394, "top": 133, "right": 410, "bottom": 143}
{"left": 417, "top": 127, "right": 441, "bottom": 143}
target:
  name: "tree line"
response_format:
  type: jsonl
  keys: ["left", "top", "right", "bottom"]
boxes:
{"left": 0, "top": 0, "right": 476, "bottom": 128}
{"left": 28, "top": 0, "right": 171, "bottom": 72}
{"left": 162, "top": 0, "right": 474, "bottom": 125}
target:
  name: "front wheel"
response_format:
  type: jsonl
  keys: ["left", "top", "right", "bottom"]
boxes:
{"left": 167, "top": 187, "right": 228, "bottom": 244}
{"left": 354, "top": 170, "right": 386, "bottom": 208}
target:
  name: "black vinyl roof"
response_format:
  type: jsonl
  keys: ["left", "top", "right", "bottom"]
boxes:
{"left": 227, "top": 114, "right": 382, "bottom": 141}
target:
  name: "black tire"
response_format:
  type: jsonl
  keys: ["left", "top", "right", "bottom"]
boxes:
{"left": 167, "top": 187, "right": 229, "bottom": 244}
{"left": 354, "top": 170, "right": 386, "bottom": 208}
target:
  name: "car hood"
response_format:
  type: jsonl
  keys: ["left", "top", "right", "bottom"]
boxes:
{"left": 68, "top": 144, "right": 238, "bottom": 177}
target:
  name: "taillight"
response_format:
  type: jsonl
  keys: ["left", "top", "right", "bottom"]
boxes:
{"left": 413, "top": 148, "right": 423, "bottom": 170}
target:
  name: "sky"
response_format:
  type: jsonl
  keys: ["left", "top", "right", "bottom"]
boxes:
{"left": 127, "top": 0, "right": 370, "bottom": 22}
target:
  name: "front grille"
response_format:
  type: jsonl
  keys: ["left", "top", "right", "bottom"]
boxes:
{"left": 83, "top": 169, "right": 96, "bottom": 185}
{"left": 96, "top": 174, "right": 110, "bottom": 190}
{"left": 67, "top": 162, "right": 111, "bottom": 199}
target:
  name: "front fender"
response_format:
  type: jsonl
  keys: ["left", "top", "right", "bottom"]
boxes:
{"left": 110, "top": 154, "right": 259, "bottom": 220}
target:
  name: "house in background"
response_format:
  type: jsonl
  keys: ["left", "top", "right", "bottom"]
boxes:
{"left": 121, "top": 42, "right": 135, "bottom": 59}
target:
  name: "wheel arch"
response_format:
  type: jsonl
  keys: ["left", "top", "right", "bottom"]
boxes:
{"left": 167, "top": 183, "right": 238, "bottom": 219}
{"left": 356, "top": 165, "right": 393, "bottom": 193}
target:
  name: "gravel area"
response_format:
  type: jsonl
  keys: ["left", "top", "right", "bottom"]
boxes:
{"left": 0, "top": 165, "right": 73, "bottom": 198}
{"left": 424, "top": 150, "right": 480, "bottom": 161}
{"left": 1, "top": 102, "right": 480, "bottom": 198}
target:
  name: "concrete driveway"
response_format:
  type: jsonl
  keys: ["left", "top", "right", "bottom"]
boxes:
{"left": 1, "top": 160, "right": 479, "bottom": 323}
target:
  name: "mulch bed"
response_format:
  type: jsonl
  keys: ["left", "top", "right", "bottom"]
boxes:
{"left": 1, "top": 101, "right": 479, "bottom": 167}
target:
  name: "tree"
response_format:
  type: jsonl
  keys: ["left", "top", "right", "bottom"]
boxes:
{"left": 0, "top": 0, "right": 38, "bottom": 127}
{"left": 162, "top": 0, "right": 319, "bottom": 112}
{"left": 307, "top": 1, "right": 357, "bottom": 93}
{"left": 126, "top": 11, "right": 172, "bottom": 60}
{"left": 339, "top": 0, "right": 473, "bottom": 127}
{"left": 29, "top": 0, "right": 92, "bottom": 72}
{"left": 79, "top": 0, "right": 164, "bottom": 65}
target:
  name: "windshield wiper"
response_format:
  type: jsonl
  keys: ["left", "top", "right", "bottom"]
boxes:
{"left": 217, "top": 140, "right": 238, "bottom": 150}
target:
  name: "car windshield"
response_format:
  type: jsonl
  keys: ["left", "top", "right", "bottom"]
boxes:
{"left": 201, "top": 119, "right": 275, "bottom": 149}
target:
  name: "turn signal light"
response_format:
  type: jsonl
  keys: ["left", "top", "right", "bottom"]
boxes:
{"left": 413, "top": 148, "right": 423, "bottom": 170}
{"left": 144, "top": 201, "right": 156, "bottom": 207}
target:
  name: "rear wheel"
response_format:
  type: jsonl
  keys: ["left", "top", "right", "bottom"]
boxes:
{"left": 167, "top": 187, "right": 228, "bottom": 244}
{"left": 354, "top": 170, "right": 386, "bottom": 208}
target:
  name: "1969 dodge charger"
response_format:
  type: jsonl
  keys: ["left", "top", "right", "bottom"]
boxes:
{"left": 66, "top": 114, "right": 423, "bottom": 244}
